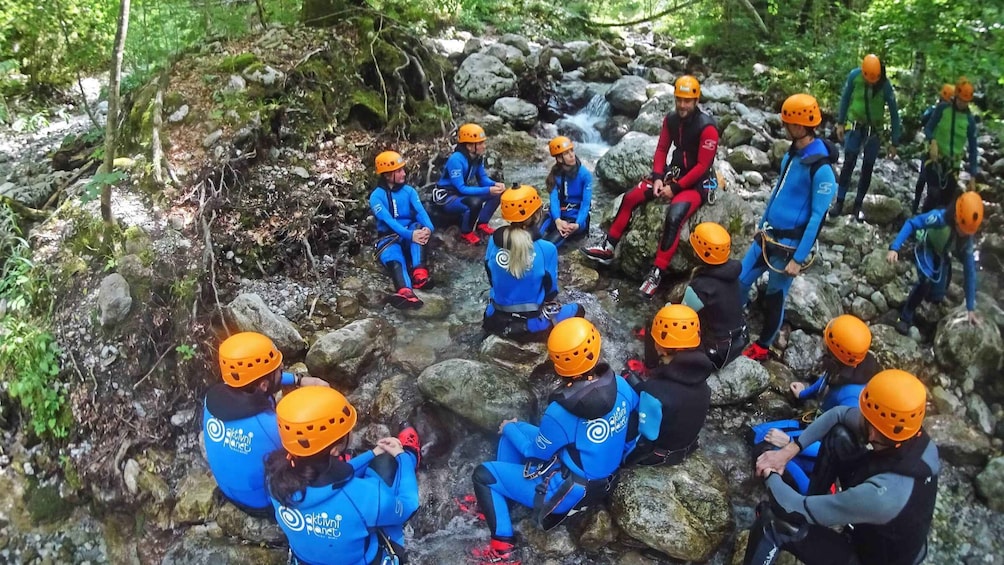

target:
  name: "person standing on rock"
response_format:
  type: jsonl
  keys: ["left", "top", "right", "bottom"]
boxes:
{"left": 265, "top": 387, "right": 421, "bottom": 565}
{"left": 370, "top": 150, "right": 435, "bottom": 310}
{"left": 581, "top": 75, "right": 720, "bottom": 298}
{"left": 201, "top": 332, "right": 329, "bottom": 517}
{"left": 434, "top": 123, "right": 506, "bottom": 245}
{"left": 832, "top": 54, "right": 903, "bottom": 221}
{"left": 886, "top": 191, "right": 983, "bottom": 335}
{"left": 483, "top": 185, "right": 585, "bottom": 342}
{"left": 623, "top": 304, "right": 714, "bottom": 467}
{"left": 912, "top": 84, "right": 955, "bottom": 215}
{"left": 918, "top": 77, "right": 980, "bottom": 212}
{"left": 740, "top": 94, "right": 837, "bottom": 362}
{"left": 471, "top": 318, "right": 639, "bottom": 564}
{"left": 744, "top": 369, "right": 939, "bottom": 565}
{"left": 539, "top": 136, "right": 592, "bottom": 247}
{"left": 749, "top": 315, "right": 881, "bottom": 494}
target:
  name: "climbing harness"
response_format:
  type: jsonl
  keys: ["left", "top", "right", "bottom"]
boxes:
{"left": 755, "top": 226, "right": 817, "bottom": 274}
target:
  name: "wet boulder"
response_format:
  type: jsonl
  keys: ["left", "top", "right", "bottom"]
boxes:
{"left": 306, "top": 318, "right": 393, "bottom": 389}
{"left": 491, "top": 97, "right": 539, "bottom": 130}
{"left": 370, "top": 373, "right": 422, "bottom": 424}
{"left": 172, "top": 469, "right": 217, "bottom": 525}
{"left": 583, "top": 59, "right": 623, "bottom": 82}
{"left": 708, "top": 356, "right": 770, "bottom": 405}
{"left": 781, "top": 330, "right": 824, "bottom": 378}
{"left": 727, "top": 145, "right": 772, "bottom": 173}
{"left": 870, "top": 324, "right": 927, "bottom": 378}
{"left": 594, "top": 132, "right": 659, "bottom": 192}
{"left": 860, "top": 248, "right": 897, "bottom": 287}
{"left": 631, "top": 93, "right": 674, "bottom": 135}
{"left": 579, "top": 508, "right": 619, "bottom": 551}
{"left": 934, "top": 308, "right": 1003, "bottom": 395}
{"left": 784, "top": 274, "right": 842, "bottom": 332}
{"left": 925, "top": 414, "right": 993, "bottom": 467}
{"left": 721, "top": 121, "right": 756, "bottom": 148}
{"left": 479, "top": 335, "right": 548, "bottom": 375}
{"left": 417, "top": 358, "right": 534, "bottom": 432}
{"left": 611, "top": 453, "right": 732, "bottom": 561}
{"left": 975, "top": 456, "right": 1004, "bottom": 512}
{"left": 225, "top": 293, "right": 307, "bottom": 357}
{"left": 162, "top": 532, "right": 286, "bottom": 565}
{"left": 860, "top": 194, "right": 905, "bottom": 225}
{"left": 606, "top": 76, "right": 650, "bottom": 117}
{"left": 454, "top": 53, "right": 517, "bottom": 106}
{"left": 485, "top": 43, "right": 526, "bottom": 74}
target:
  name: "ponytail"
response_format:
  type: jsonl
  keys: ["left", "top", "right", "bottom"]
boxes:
{"left": 502, "top": 209, "right": 542, "bottom": 279}
{"left": 265, "top": 449, "right": 328, "bottom": 507}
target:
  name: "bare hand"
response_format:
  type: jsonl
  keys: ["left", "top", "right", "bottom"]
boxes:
{"left": 498, "top": 417, "right": 518, "bottom": 434}
{"left": 784, "top": 260, "right": 801, "bottom": 277}
{"left": 299, "top": 376, "right": 330, "bottom": 388}
{"left": 756, "top": 443, "right": 798, "bottom": 478}
{"left": 652, "top": 179, "right": 664, "bottom": 198}
{"left": 565, "top": 223, "right": 579, "bottom": 237}
{"left": 888, "top": 145, "right": 898, "bottom": 159}
{"left": 836, "top": 124, "right": 845, "bottom": 143}
{"left": 764, "top": 428, "right": 792, "bottom": 448}
{"left": 886, "top": 250, "right": 898, "bottom": 264}
{"left": 413, "top": 227, "right": 431, "bottom": 245}
{"left": 490, "top": 184, "right": 505, "bottom": 196}
{"left": 789, "top": 382, "right": 806, "bottom": 397}
{"left": 555, "top": 219, "right": 569, "bottom": 237}
{"left": 377, "top": 437, "right": 404, "bottom": 456}
{"left": 968, "top": 311, "right": 981, "bottom": 325}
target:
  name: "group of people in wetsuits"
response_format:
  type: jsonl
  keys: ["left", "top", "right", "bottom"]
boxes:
{"left": 199, "top": 59, "right": 989, "bottom": 565}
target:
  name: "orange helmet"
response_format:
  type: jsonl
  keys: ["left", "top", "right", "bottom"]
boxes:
{"left": 548, "top": 318, "right": 601, "bottom": 377}
{"left": 861, "top": 54, "right": 882, "bottom": 83}
{"left": 939, "top": 83, "right": 955, "bottom": 103}
{"left": 375, "top": 151, "right": 405, "bottom": 174}
{"left": 218, "top": 332, "right": 282, "bottom": 388}
{"left": 549, "top": 136, "right": 574, "bottom": 157}
{"left": 824, "top": 315, "right": 871, "bottom": 367}
{"left": 781, "top": 94, "right": 821, "bottom": 127}
{"left": 277, "top": 387, "right": 357, "bottom": 457}
{"left": 500, "top": 184, "right": 542, "bottom": 222}
{"left": 458, "top": 123, "right": 487, "bottom": 144}
{"left": 689, "top": 222, "right": 731, "bottom": 265}
{"left": 674, "top": 75, "right": 701, "bottom": 99}
{"left": 955, "top": 77, "right": 974, "bottom": 102}
{"left": 859, "top": 370, "right": 927, "bottom": 443}
{"left": 651, "top": 305, "right": 700, "bottom": 350}
{"left": 955, "top": 191, "right": 984, "bottom": 236}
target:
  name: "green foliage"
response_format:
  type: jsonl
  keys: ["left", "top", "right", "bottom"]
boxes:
{"left": 81, "top": 171, "right": 127, "bottom": 205}
{"left": 175, "top": 343, "right": 197, "bottom": 362}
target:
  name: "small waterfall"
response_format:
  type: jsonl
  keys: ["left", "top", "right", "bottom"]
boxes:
{"left": 557, "top": 94, "right": 611, "bottom": 148}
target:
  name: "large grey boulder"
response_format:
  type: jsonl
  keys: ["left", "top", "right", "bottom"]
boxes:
{"left": 225, "top": 293, "right": 307, "bottom": 357}
{"left": 498, "top": 33, "right": 531, "bottom": 55}
{"left": 485, "top": 43, "right": 526, "bottom": 74}
{"left": 870, "top": 324, "right": 927, "bottom": 378}
{"left": 490, "top": 97, "right": 538, "bottom": 130}
{"left": 606, "top": 76, "right": 650, "bottom": 117}
{"left": 934, "top": 308, "right": 1003, "bottom": 391}
{"left": 785, "top": 274, "right": 842, "bottom": 332}
{"left": 708, "top": 356, "right": 770, "bottom": 405}
{"left": 925, "top": 414, "right": 992, "bottom": 467}
{"left": 699, "top": 81, "right": 737, "bottom": 103}
{"left": 610, "top": 454, "right": 732, "bottom": 561}
{"left": 631, "top": 93, "right": 674, "bottom": 135}
{"left": 305, "top": 318, "right": 393, "bottom": 389}
{"left": 781, "top": 330, "right": 824, "bottom": 377}
{"left": 975, "top": 457, "right": 1004, "bottom": 512}
{"left": 479, "top": 335, "right": 548, "bottom": 375}
{"left": 583, "top": 59, "right": 622, "bottom": 82}
{"left": 98, "top": 273, "right": 132, "bottom": 327}
{"left": 595, "top": 132, "right": 659, "bottom": 192}
{"left": 454, "top": 53, "right": 517, "bottom": 106}
{"left": 417, "top": 358, "right": 533, "bottom": 432}
{"left": 172, "top": 469, "right": 217, "bottom": 525}
{"left": 721, "top": 122, "right": 756, "bottom": 148}
{"left": 727, "top": 145, "right": 772, "bottom": 173}
{"left": 860, "top": 248, "right": 897, "bottom": 287}
{"left": 860, "top": 194, "right": 905, "bottom": 225}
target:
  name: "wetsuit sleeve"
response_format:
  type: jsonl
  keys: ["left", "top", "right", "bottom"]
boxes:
{"left": 575, "top": 169, "right": 593, "bottom": 226}
{"left": 837, "top": 70, "right": 855, "bottom": 125}
{"left": 792, "top": 160, "right": 835, "bottom": 264}
{"left": 798, "top": 374, "right": 826, "bottom": 399}
{"left": 793, "top": 405, "right": 862, "bottom": 450}
{"left": 549, "top": 184, "right": 562, "bottom": 221}
{"left": 924, "top": 104, "right": 946, "bottom": 140}
{"left": 889, "top": 211, "right": 939, "bottom": 251}
{"left": 967, "top": 115, "right": 979, "bottom": 175}
{"left": 348, "top": 450, "right": 376, "bottom": 475}
{"left": 676, "top": 124, "right": 719, "bottom": 190}
{"left": 408, "top": 186, "right": 435, "bottom": 230}
{"left": 682, "top": 286, "right": 705, "bottom": 312}
{"left": 443, "top": 154, "right": 490, "bottom": 196}
{"left": 766, "top": 471, "right": 912, "bottom": 527}
{"left": 543, "top": 243, "right": 559, "bottom": 301}
{"left": 370, "top": 189, "right": 414, "bottom": 240}
{"left": 476, "top": 161, "right": 495, "bottom": 188}
{"left": 365, "top": 453, "right": 420, "bottom": 528}
{"left": 652, "top": 116, "right": 672, "bottom": 179}
{"left": 280, "top": 372, "right": 296, "bottom": 386}
{"left": 962, "top": 237, "right": 977, "bottom": 311}
{"left": 503, "top": 414, "right": 569, "bottom": 461}
{"left": 885, "top": 81, "right": 902, "bottom": 146}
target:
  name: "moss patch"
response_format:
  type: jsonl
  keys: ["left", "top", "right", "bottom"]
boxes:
{"left": 26, "top": 484, "right": 74, "bottom": 525}
{"left": 218, "top": 53, "right": 260, "bottom": 73}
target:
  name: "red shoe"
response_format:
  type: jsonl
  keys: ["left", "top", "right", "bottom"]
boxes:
{"left": 471, "top": 539, "right": 519, "bottom": 565}
{"left": 476, "top": 223, "right": 496, "bottom": 236}
{"left": 458, "top": 231, "right": 481, "bottom": 245}
{"left": 626, "top": 358, "right": 647, "bottom": 375}
{"left": 397, "top": 423, "right": 421, "bottom": 467}
{"left": 388, "top": 288, "right": 423, "bottom": 310}
{"left": 412, "top": 267, "right": 430, "bottom": 289}
{"left": 454, "top": 493, "right": 486, "bottom": 521}
{"left": 742, "top": 342, "right": 769, "bottom": 362}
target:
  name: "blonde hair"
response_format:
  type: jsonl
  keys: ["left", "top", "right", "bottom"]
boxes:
{"left": 502, "top": 210, "right": 541, "bottom": 278}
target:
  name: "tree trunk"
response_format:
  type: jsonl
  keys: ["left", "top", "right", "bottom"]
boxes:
{"left": 102, "top": 0, "right": 130, "bottom": 226}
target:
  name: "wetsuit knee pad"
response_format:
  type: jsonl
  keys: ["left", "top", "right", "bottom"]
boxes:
{"left": 472, "top": 464, "right": 498, "bottom": 487}
{"left": 460, "top": 195, "right": 487, "bottom": 210}
{"left": 369, "top": 453, "right": 400, "bottom": 486}
{"left": 660, "top": 202, "right": 693, "bottom": 250}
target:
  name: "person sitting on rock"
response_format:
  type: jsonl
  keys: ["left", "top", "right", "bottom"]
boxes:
{"left": 624, "top": 304, "right": 714, "bottom": 467}
{"left": 918, "top": 77, "right": 979, "bottom": 213}
{"left": 483, "top": 185, "right": 585, "bottom": 342}
{"left": 471, "top": 318, "right": 639, "bottom": 564}
{"left": 744, "top": 370, "right": 939, "bottom": 565}
{"left": 539, "top": 136, "right": 592, "bottom": 247}
{"left": 749, "top": 314, "right": 881, "bottom": 494}
{"left": 887, "top": 190, "right": 983, "bottom": 335}
{"left": 369, "top": 150, "right": 435, "bottom": 310}
{"left": 433, "top": 123, "right": 506, "bottom": 245}
{"left": 912, "top": 84, "right": 955, "bottom": 215}
{"left": 266, "top": 387, "right": 421, "bottom": 565}
{"left": 582, "top": 75, "right": 720, "bottom": 298}
{"left": 202, "top": 332, "right": 329, "bottom": 517}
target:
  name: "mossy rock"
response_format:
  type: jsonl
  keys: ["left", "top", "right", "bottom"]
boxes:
{"left": 26, "top": 484, "right": 74, "bottom": 525}
{"left": 347, "top": 88, "right": 388, "bottom": 128}
{"left": 218, "top": 53, "right": 260, "bottom": 73}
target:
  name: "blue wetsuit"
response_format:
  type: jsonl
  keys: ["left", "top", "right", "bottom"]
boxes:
{"left": 740, "top": 138, "right": 836, "bottom": 348}
{"left": 202, "top": 372, "right": 296, "bottom": 511}
{"left": 889, "top": 208, "right": 977, "bottom": 324}
{"left": 483, "top": 228, "right": 584, "bottom": 342}
{"left": 270, "top": 450, "right": 419, "bottom": 565}
{"left": 540, "top": 162, "right": 592, "bottom": 246}
{"left": 369, "top": 181, "right": 435, "bottom": 291}
{"left": 472, "top": 367, "right": 639, "bottom": 539}
{"left": 434, "top": 148, "right": 501, "bottom": 234}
